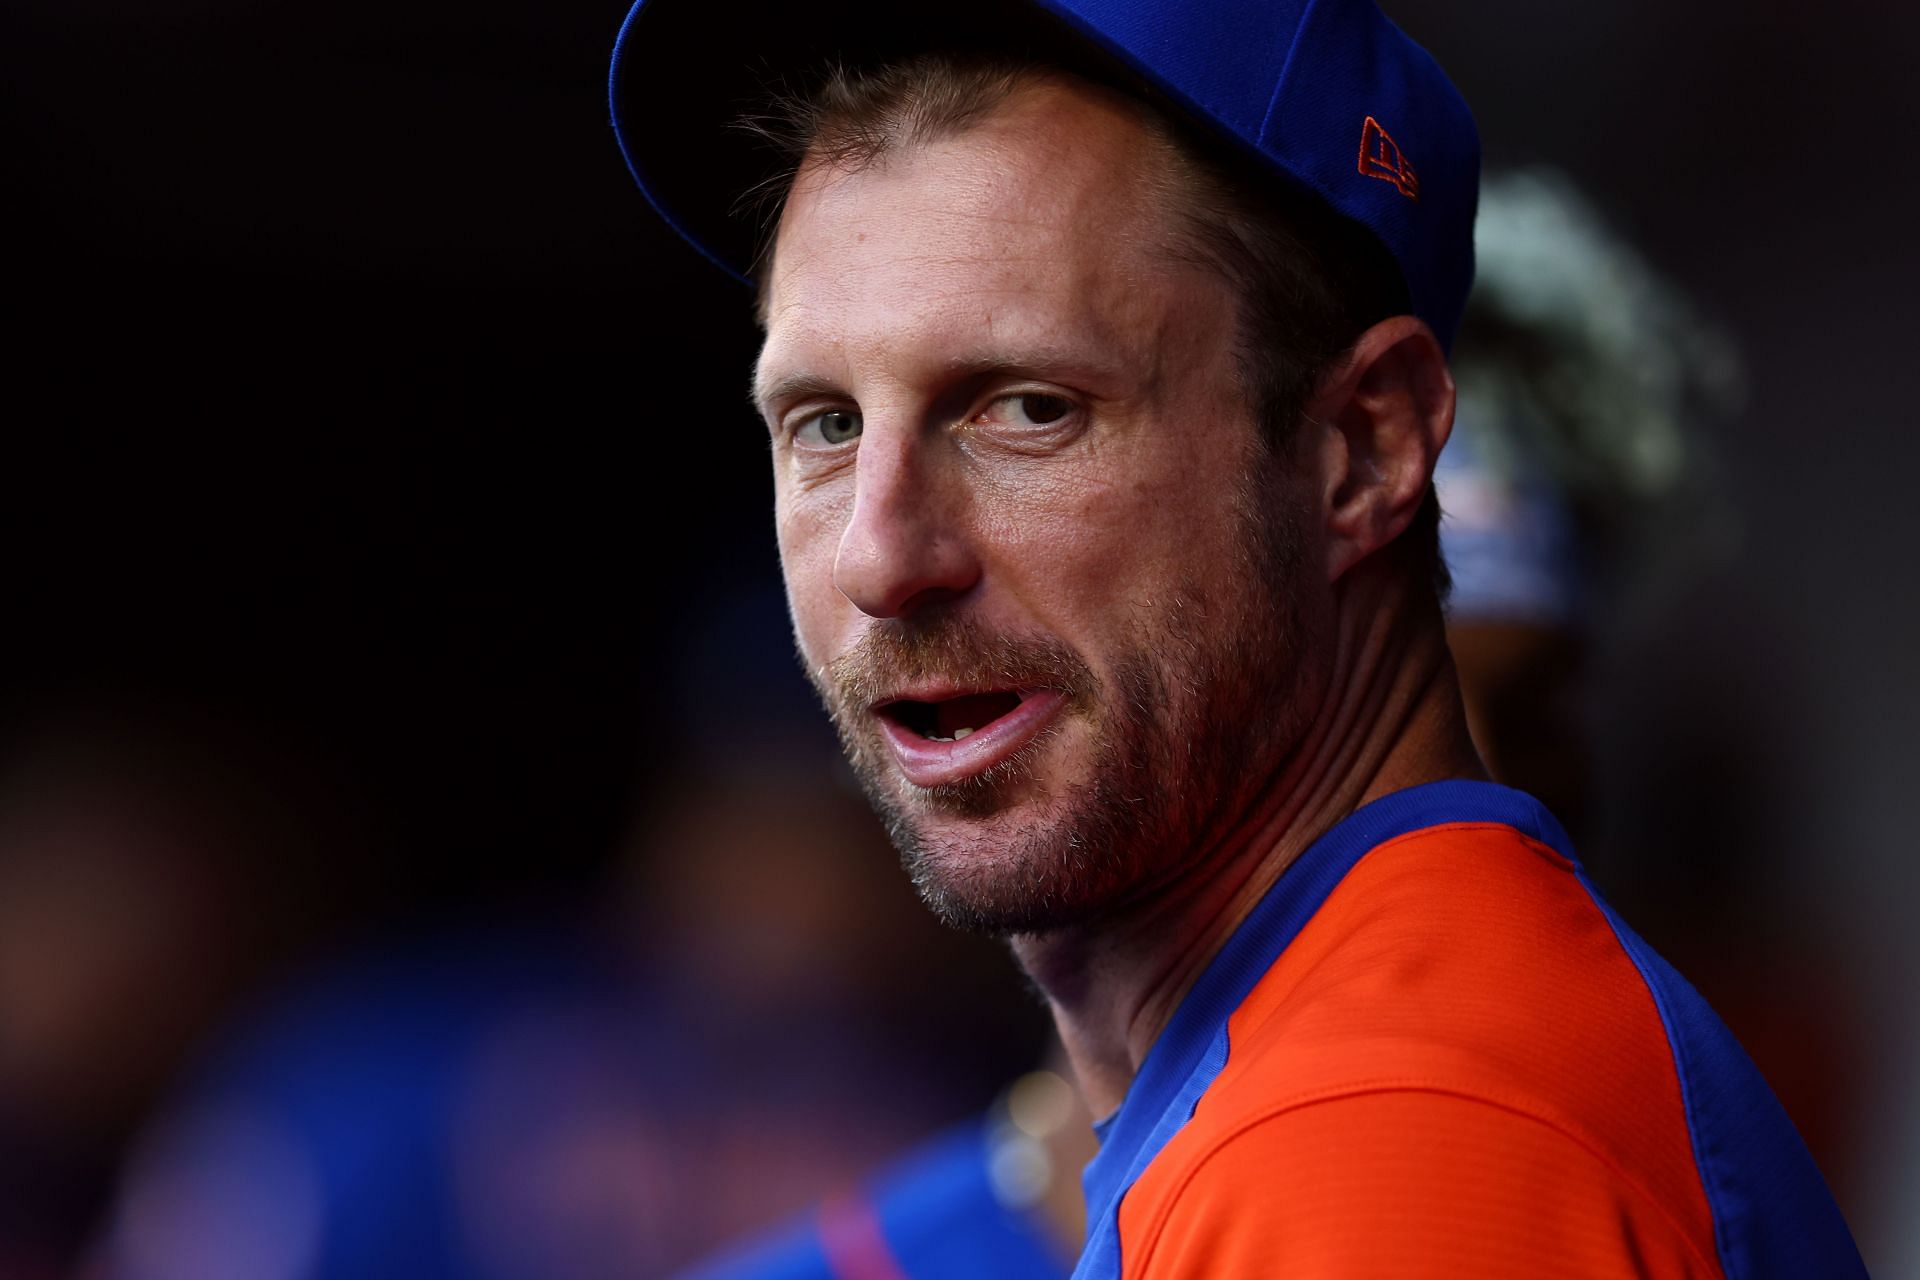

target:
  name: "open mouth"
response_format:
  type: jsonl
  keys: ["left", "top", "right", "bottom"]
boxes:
{"left": 870, "top": 687, "right": 1066, "bottom": 789}
{"left": 878, "top": 690, "right": 1026, "bottom": 743}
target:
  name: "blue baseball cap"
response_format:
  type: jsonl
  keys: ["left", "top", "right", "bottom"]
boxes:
{"left": 608, "top": 0, "right": 1479, "bottom": 350}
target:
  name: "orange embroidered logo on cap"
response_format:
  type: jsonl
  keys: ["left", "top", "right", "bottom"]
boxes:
{"left": 1358, "top": 116, "right": 1419, "bottom": 200}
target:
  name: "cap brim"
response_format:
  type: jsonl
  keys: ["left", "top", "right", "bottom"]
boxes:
{"left": 608, "top": 0, "right": 1179, "bottom": 288}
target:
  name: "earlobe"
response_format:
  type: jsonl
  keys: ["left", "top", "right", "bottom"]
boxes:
{"left": 1314, "top": 316, "right": 1454, "bottom": 583}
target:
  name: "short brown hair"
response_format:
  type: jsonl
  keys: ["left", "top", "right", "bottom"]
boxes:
{"left": 743, "top": 54, "right": 1448, "bottom": 599}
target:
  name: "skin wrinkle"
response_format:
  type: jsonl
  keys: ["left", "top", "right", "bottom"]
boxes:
{"left": 762, "top": 76, "right": 1480, "bottom": 1115}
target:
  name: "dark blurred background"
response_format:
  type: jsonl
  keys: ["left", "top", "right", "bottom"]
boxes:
{"left": 3, "top": 0, "right": 1916, "bottom": 1275}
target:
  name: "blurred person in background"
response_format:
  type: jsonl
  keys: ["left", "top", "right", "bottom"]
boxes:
{"left": 1437, "top": 166, "right": 1742, "bottom": 839}
{"left": 674, "top": 1050, "right": 1090, "bottom": 1280}
{"left": 84, "top": 592, "right": 1040, "bottom": 1280}
{"left": 0, "top": 701, "right": 349, "bottom": 1280}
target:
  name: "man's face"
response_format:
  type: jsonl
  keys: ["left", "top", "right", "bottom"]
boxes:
{"left": 754, "top": 78, "right": 1331, "bottom": 934}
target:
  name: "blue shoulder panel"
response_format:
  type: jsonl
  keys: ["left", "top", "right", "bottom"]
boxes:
{"left": 1574, "top": 883, "right": 1869, "bottom": 1280}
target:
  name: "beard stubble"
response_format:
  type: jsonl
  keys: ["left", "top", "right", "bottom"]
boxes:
{"left": 809, "top": 465, "right": 1315, "bottom": 936}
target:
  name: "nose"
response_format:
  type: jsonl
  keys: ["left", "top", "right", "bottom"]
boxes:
{"left": 833, "top": 427, "right": 980, "bottom": 619}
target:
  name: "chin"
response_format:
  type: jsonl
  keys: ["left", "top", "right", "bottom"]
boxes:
{"left": 877, "top": 771, "right": 1150, "bottom": 937}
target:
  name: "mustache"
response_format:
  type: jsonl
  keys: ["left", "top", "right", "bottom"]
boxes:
{"left": 823, "top": 615, "right": 1095, "bottom": 713}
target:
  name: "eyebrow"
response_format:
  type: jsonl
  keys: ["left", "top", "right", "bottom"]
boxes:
{"left": 752, "top": 343, "right": 1134, "bottom": 417}
{"left": 749, "top": 370, "right": 845, "bottom": 417}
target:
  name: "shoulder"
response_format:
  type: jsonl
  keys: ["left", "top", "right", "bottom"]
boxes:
{"left": 1121, "top": 821, "right": 1726, "bottom": 1276}
{"left": 1123, "top": 1089, "right": 1723, "bottom": 1279}
{"left": 1216, "top": 819, "right": 1686, "bottom": 1117}
{"left": 1209, "top": 819, "right": 1682, "bottom": 1111}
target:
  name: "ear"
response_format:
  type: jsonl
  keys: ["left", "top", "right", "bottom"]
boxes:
{"left": 1307, "top": 316, "right": 1455, "bottom": 584}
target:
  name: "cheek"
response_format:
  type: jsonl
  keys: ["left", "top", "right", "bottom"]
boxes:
{"left": 975, "top": 472, "right": 1202, "bottom": 641}
{"left": 982, "top": 432, "right": 1249, "bottom": 620}
{"left": 774, "top": 483, "right": 851, "bottom": 666}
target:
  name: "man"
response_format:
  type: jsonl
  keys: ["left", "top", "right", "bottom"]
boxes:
{"left": 664, "top": 167, "right": 1776, "bottom": 1280}
{"left": 609, "top": 1, "right": 1867, "bottom": 1275}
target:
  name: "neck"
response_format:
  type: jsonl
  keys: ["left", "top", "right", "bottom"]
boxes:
{"left": 1012, "top": 563, "right": 1486, "bottom": 1117}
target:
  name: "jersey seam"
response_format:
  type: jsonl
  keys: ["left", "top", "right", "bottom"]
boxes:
{"left": 1574, "top": 870, "right": 1738, "bottom": 1279}
{"left": 1130, "top": 1084, "right": 1726, "bottom": 1278}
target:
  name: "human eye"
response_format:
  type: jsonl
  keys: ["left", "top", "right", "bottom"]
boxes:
{"left": 793, "top": 408, "right": 863, "bottom": 447}
{"left": 971, "top": 392, "right": 1076, "bottom": 430}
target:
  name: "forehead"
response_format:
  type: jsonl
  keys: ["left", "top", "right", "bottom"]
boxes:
{"left": 757, "top": 79, "right": 1208, "bottom": 389}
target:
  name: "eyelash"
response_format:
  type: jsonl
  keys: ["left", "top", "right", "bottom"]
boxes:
{"left": 791, "top": 407, "right": 861, "bottom": 447}
{"left": 782, "top": 387, "right": 1082, "bottom": 448}
{"left": 974, "top": 391, "right": 1075, "bottom": 428}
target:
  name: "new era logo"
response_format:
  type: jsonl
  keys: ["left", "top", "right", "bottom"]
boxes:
{"left": 1358, "top": 116, "right": 1419, "bottom": 201}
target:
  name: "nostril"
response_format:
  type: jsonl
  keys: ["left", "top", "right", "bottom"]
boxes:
{"left": 891, "top": 583, "right": 970, "bottom": 618}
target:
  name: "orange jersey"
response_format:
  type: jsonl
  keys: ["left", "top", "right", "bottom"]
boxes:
{"left": 1074, "top": 782, "right": 1864, "bottom": 1279}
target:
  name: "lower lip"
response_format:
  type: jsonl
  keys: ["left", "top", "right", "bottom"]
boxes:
{"left": 876, "top": 690, "right": 1067, "bottom": 789}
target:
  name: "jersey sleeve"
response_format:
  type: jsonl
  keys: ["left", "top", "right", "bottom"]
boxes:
{"left": 1124, "top": 1089, "right": 1724, "bottom": 1280}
